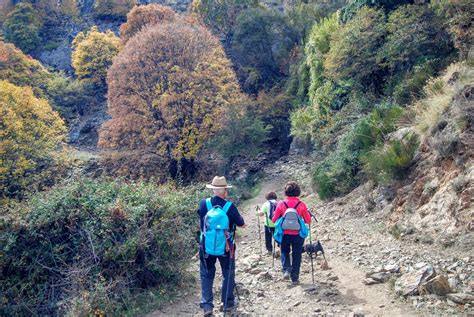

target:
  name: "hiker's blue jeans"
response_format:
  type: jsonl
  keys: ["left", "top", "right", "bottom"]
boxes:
{"left": 199, "top": 251, "right": 235, "bottom": 310}
{"left": 281, "top": 234, "right": 304, "bottom": 282}
{"left": 264, "top": 226, "right": 275, "bottom": 252}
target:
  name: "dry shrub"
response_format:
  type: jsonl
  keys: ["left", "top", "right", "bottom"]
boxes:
{"left": 414, "top": 62, "right": 474, "bottom": 139}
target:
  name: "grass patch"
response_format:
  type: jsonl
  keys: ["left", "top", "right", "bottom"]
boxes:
{"left": 414, "top": 62, "right": 474, "bottom": 140}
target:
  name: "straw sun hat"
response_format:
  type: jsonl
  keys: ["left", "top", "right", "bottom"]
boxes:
{"left": 206, "top": 176, "right": 233, "bottom": 189}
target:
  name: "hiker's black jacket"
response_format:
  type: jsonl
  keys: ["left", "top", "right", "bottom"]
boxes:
{"left": 197, "top": 196, "right": 245, "bottom": 233}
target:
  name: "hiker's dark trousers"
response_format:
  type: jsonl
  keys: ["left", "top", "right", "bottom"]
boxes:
{"left": 281, "top": 234, "right": 304, "bottom": 282}
{"left": 264, "top": 226, "right": 275, "bottom": 252}
{"left": 199, "top": 251, "right": 235, "bottom": 310}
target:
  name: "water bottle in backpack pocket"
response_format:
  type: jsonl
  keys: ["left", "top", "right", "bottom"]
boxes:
{"left": 202, "top": 198, "right": 232, "bottom": 256}
{"left": 281, "top": 201, "right": 302, "bottom": 231}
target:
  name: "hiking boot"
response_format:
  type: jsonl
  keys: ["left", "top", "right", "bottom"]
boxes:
{"left": 219, "top": 304, "right": 237, "bottom": 313}
{"left": 267, "top": 250, "right": 273, "bottom": 256}
{"left": 224, "top": 305, "right": 236, "bottom": 313}
{"left": 203, "top": 308, "right": 213, "bottom": 316}
{"left": 274, "top": 250, "right": 281, "bottom": 258}
{"left": 291, "top": 280, "right": 300, "bottom": 286}
{"left": 283, "top": 272, "right": 290, "bottom": 280}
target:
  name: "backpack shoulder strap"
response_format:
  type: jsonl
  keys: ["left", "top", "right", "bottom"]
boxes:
{"left": 222, "top": 201, "right": 232, "bottom": 213}
{"left": 294, "top": 201, "right": 301, "bottom": 209}
{"left": 283, "top": 201, "right": 289, "bottom": 209}
{"left": 206, "top": 198, "right": 212, "bottom": 211}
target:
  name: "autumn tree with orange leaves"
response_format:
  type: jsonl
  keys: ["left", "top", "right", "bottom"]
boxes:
{"left": 99, "top": 21, "right": 244, "bottom": 178}
{"left": 119, "top": 4, "right": 176, "bottom": 44}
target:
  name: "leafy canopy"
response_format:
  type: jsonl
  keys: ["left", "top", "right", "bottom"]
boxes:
{"left": 0, "top": 41, "right": 94, "bottom": 119}
{"left": 72, "top": 26, "right": 121, "bottom": 87}
{"left": 324, "top": 7, "right": 387, "bottom": 90}
{"left": 305, "top": 13, "right": 339, "bottom": 101}
{"left": 210, "top": 103, "right": 270, "bottom": 162}
{"left": 120, "top": 4, "right": 176, "bottom": 44}
{"left": 231, "top": 7, "right": 298, "bottom": 94}
{"left": 2, "top": 3, "right": 42, "bottom": 53}
{"left": 0, "top": 80, "right": 66, "bottom": 200}
{"left": 0, "top": 41, "right": 51, "bottom": 98}
{"left": 191, "top": 0, "right": 259, "bottom": 41}
{"left": 100, "top": 21, "right": 244, "bottom": 169}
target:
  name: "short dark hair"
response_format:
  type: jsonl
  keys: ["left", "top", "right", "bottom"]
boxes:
{"left": 265, "top": 191, "right": 277, "bottom": 200}
{"left": 284, "top": 181, "right": 301, "bottom": 197}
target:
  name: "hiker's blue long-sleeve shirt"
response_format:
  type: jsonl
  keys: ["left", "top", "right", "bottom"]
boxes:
{"left": 197, "top": 196, "right": 245, "bottom": 233}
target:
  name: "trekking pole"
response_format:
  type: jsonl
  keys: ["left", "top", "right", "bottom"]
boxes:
{"left": 309, "top": 216, "right": 315, "bottom": 284}
{"left": 256, "top": 206, "right": 262, "bottom": 254}
{"left": 224, "top": 226, "right": 237, "bottom": 317}
{"left": 234, "top": 283, "right": 240, "bottom": 301}
{"left": 308, "top": 210, "right": 318, "bottom": 223}
{"left": 308, "top": 210, "right": 329, "bottom": 269}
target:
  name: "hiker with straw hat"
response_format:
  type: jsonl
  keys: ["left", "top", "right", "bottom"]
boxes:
{"left": 198, "top": 176, "right": 245, "bottom": 316}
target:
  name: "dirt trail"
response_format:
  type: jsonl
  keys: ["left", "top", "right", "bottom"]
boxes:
{"left": 149, "top": 174, "right": 419, "bottom": 316}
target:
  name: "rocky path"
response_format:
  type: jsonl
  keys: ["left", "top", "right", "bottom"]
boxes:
{"left": 149, "top": 175, "right": 414, "bottom": 315}
{"left": 224, "top": 176, "right": 416, "bottom": 316}
{"left": 149, "top": 155, "right": 473, "bottom": 316}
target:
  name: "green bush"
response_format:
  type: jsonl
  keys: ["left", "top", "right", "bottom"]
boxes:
{"left": 192, "top": 0, "right": 259, "bottom": 37}
{"left": 286, "top": 55, "right": 310, "bottom": 105}
{"left": 363, "top": 132, "right": 419, "bottom": 184}
{"left": 379, "top": 4, "right": 455, "bottom": 101}
{"left": 93, "top": 0, "right": 136, "bottom": 20}
{"left": 324, "top": 7, "right": 386, "bottom": 90}
{"left": 312, "top": 103, "right": 403, "bottom": 199}
{"left": 255, "top": 91, "right": 294, "bottom": 152}
{"left": 354, "top": 103, "right": 403, "bottom": 149}
{"left": 210, "top": 102, "right": 270, "bottom": 165}
{"left": 45, "top": 73, "right": 97, "bottom": 120}
{"left": 431, "top": 0, "right": 473, "bottom": 60}
{"left": 340, "top": 0, "right": 410, "bottom": 22}
{"left": 312, "top": 122, "right": 368, "bottom": 200}
{"left": 312, "top": 80, "right": 350, "bottom": 113}
{"left": 312, "top": 140, "right": 360, "bottom": 200}
{"left": 289, "top": 103, "right": 319, "bottom": 142}
{"left": 378, "top": 5, "right": 454, "bottom": 75}
{"left": 285, "top": 0, "right": 345, "bottom": 41}
{"left": 390, "top": 59, "right": 440, "bottom": 105}
{"left": 289, "top": 13, "right": 348, "bottom": 143}
{"left": 305, "top": 13, "right": 339, "bottom": 103}
{"left": 0, "top": 179, "right": 200, "bottom": 315}
{"left": 2, "top": 3, "right": 42, "bottom": 53}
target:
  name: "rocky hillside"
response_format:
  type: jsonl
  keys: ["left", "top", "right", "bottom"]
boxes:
{"left": 276, "top": 62, "right": 474, "bottom": 245}
{"left": 288, "top": 62, "right": 473, "bottom": 247}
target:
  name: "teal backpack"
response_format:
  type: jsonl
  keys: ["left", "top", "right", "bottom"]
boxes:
{"left": 202, "top": 198, "right": 232, "bottom": 256}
